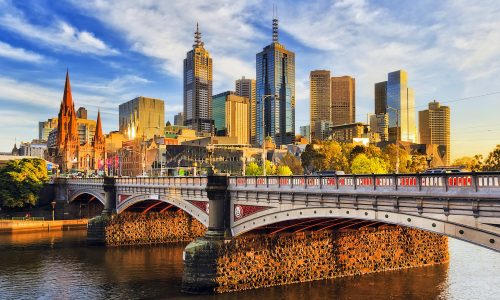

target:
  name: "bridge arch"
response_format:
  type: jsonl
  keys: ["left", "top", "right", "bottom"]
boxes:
{"left": 69, "top": 189, "right": 105, "bottom": 205}
{"left": 117, "top": 194, "right": 209, "bottom": 228}
{"left": 231, "top": 206, "right": 499, "bottom": 252}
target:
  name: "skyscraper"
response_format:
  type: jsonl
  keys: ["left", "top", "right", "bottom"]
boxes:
{"left": 235, "top": 77, "right": 256, "bottom": 144}
{"left": 119, "top": 96, "right": 165, "bottom": 140}
{"left": 256, "top": 15, "right": 295, "bottom": 147}
{"left": 376, "top": 70, "right": 416, "bottom": 143}
{"left": 331, "top": 76, "right": 355, "bottom": 125}
{"left": 419, "top": 101, "right": 450, "bottom": 165}
{"left": 310, "top": 70, "right": 331, "bottom": 140}
{"left": 174, "top": 112, "right": 184, "bottom": 126}
{"left": 212, "top": 91, "right": 249, "bottom": 145}
{"left": 183, "top": 23, "right": 213, "bottom": 134}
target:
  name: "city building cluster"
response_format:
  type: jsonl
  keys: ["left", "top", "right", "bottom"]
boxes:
{"left": 8, "top": 16, "right": 451, "bottom": 176}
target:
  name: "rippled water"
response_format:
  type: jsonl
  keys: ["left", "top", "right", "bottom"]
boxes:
{"left": 0, "top": 230, "right": 498, "bottom": 300}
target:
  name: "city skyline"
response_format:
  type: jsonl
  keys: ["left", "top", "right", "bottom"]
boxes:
{"left": 1, "top": 0, "right": 500, "bottom": 158}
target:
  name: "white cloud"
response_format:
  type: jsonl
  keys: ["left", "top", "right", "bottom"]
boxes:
{"left": 0, "top": 5, "right": 118, "bottom": 56}
{"left": 0, "top": 41, "right": 46, "bottom": 63}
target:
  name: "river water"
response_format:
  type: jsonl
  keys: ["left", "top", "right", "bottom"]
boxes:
{"left": 0, "top": 230, "right": 498, "bottom": 300}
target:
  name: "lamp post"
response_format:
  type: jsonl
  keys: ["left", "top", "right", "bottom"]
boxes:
{"left": 51, "top": 201, "right": 56, "bottom": 221}
{"left": 260, "top": 94, "right": 277, "bottom": 176}
{"left": 387, "top": 106, "right": 400, "bottom": 173}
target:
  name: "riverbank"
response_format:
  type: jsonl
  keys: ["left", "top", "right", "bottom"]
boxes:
{"left": 0, "top": 219, "right": 88, "bottom": 233}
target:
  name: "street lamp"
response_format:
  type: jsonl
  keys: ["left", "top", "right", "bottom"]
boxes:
{"left": 260, "top": 94, "right": 278, "bottom": 176}
{"left": 51, "top": 201, "right": 56, "bottom": 221}
{"left": 387, "top": 106, "right": 400, "bottom": 173}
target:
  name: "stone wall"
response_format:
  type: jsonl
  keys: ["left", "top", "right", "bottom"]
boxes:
{"left": 215, "top": 227, "right": 448, "bottom": 293}
{"left": 104, "top": 212, "right": 206, "bottom": 246}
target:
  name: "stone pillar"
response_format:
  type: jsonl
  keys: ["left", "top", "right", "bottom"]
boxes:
{"left": 102, "top": 176, "right": 117, "bottom": 215}
{"left": 87, "top": 177, "right": 116, "bottom": 245}
{"left": 54, "top": 178, "right": 68, "bottom": 202}
{"left": 182, "top": 175, "right": 230, "bottom": 294}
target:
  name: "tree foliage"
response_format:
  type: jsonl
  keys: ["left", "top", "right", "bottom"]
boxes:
{"left": 351, "top": 154, "right": 388, "bottom": 174}
{"left": 0, "top": 158, "right": 48, "bottom": 208}
{"left": 277, "top": 165, "right": 293, "bottom": 176}
{"left": 452, "top": 155, "right": 484, "bottom": 171}
{"left": 484, "top": 145, "right": 500, "bottom": 171}
{"left": 279, "top": 153, "right": 303, "bottom": 175}
{"left": 245, "top": 162, "right": 262, "bottom": 176}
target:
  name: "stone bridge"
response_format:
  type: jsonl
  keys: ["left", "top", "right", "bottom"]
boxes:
{"left": 54, "top": 172, "right": 500, "bottom": 252}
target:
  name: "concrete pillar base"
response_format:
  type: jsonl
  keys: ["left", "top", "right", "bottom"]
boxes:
{"left": 181, "top": 232, "right": 225, "bottom": 294}
{"left": 86, "top": 214, "right": 110, "bottom": 245}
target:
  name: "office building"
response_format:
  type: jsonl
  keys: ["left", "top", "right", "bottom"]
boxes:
{"left": 213, "top": 91, "right": 249, "bottom": 145}
{"left": 183, "top": 23, "right": 213, "bottom": 134}
{"left": 328, "top": 122, "right": 369, "bottom": 144}
{"left": 299, "top": 125, "right": 310, "bottom": 142}
{"left": 174, "top": 112, "right": 184, "bottom": 126}
{"left": 331, "top": 76, "right": 355, "bottom": 125}
{"left": 370, "top": 113, "right": 389, "bottom": 142}
{"left": 119, "top": 96, "right": 165, "bottom": 140}
{"left": 39, "top": 118, "right": 58, "bottom": 141}
{"left": 376, "top": 70, "right": 416, "bottom": 143}
{"left": 76, "top": 107, "right": 88, "bottom": 119}
{"left": 419, "top": 101, "right": 451, "bottom": 165}
{"left": 256, "top": 16, "right": 295, "bottom": 147}
{"left": 235, "top": 77, "right": 256, "bottom": 145}
{"left": 310, "top": 70, "right": 331, "bottom": 140}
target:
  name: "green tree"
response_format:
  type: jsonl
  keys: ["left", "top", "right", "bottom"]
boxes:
{"left": 0, "top": 158, "right": 48, "bottom": 208}
{"left": 277, "top": 165, "right": 293, "bottom": 176}
{"left": 322, "top": 141, "right": 349, "bottom": 172}
{"left": 382, "top": 144, "right": 411, "bottom": 173}
{"left": 265, "top": 160, "right": 277, "bottom": 175}
{"left": 351, "top": 154, "right": 388, "bottom": 174}
{"left": 245, "top": 162, "right": 262, "bottom": 176}
{"left": 279, "top": 153, "right": 303, "bottom": 175}
{"left": 484, "top": 145, "right": 500, "bottom": 171}
{"left": 452, "top": 155, "right": 483, "bottom": 171}
{"left": 301, "top": 142, "right": 325, "bottom": 173}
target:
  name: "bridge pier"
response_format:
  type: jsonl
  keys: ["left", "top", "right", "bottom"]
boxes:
{"left": 182, "top": 175, "right": 230, "bottom": 294}
{"left": 87, "top": 177, "right": 116, "bottom": 245}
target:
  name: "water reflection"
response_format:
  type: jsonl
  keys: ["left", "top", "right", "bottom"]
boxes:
{"left": 0, "top": 231, "right": 498, "bottom": 300}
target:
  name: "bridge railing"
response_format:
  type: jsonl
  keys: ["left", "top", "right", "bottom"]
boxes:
{"left": 65, "top": 178, "right": 105, "bottom": 185}
{"left": 114, "top": 176, "right": 207, "bottom": 186}
{"left": 228, "top": 172, "right": 500, "bottom": 193}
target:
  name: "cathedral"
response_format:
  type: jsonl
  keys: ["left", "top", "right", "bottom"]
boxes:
{"left": 55, "top": 71, "right": 105, "bottom": 173}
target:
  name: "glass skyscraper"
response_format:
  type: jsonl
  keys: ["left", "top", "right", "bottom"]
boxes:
{"left": 377, "top": 70, "right": 416, "bottom": 143}
{"left": 256, "top": 17, "right": 295, "bottom": 147}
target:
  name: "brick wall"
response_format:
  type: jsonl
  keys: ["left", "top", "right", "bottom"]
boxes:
{"left": 215, "top": 227, "right": 448, "bottom": 293}
{"left": 104, "top": 212, "right": 206, "bottom": 246}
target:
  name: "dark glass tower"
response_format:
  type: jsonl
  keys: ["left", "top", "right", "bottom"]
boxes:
{"left": 256, "top": 16, "right": 295, "bottom": 147}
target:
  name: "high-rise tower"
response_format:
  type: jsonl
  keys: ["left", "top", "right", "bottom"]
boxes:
{"left": 331, "top": 76, "right": 355, "bottom": 125}
{"left": 310, "top": 70, "right": 331, "bottom": 140}
{"left": 183, "top": 23, "right": 213, "bottom": 134}
{"left": 256, "top": 14, "right": 295, "bottom": 147}
{"left": 235, "top": 77, "right": 256, "bottom": 145}
{"left": 419, "top": 101, "right": 450, "bottom": 165}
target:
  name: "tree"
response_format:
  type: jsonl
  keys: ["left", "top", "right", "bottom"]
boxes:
{"left": 0, "top": 158, "right": 48, "bottom": 208}
{"left": 279, "top": 153, "right": 303, "bottom": 175}
{"left": 452, "top": 155, "right": 483, "bottom": 171}
{"left": 245, "top": 162, "right": 262, "bottom": 176}
{"left": 408, "top": 155, "right": 428, "bottom": 173}
{"left": 484, "top": 145, "right": 500, "bottom": 171}
{"left": 265, "top": 160, "right": 277, "bottom": 175}
{"left": 277, "top": 165, "right": 293, "bottom": 176}
{"left": 351, "top": 154, "right": 388, "bottom": 174}
{"left": 301, "top": 143, "right": 325, "bottom": 173}
{"left": 382, "top": 144, "right": 411, "bottom": 173}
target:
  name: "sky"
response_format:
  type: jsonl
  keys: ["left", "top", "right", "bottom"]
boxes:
{"left": 0, "top": 0, "right": 499, "bottom": 159}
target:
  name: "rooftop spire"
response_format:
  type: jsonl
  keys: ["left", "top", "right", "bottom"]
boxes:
{"left": 194, "top": 22, "right": 204, "bottom": 48}
{"left": 94, "top": 109, "right": 104, "bottom": 144}
{"left": 63, "top": 69, "right": 74, "bottom": 107}
{"left": 272, "top": 4, "right": 279, "bottom": 43}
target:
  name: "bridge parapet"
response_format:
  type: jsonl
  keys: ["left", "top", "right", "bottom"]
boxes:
{"left": 115, "top": 176, "right": 207, "bottom": 188}
{"left": 229, "top": 172, "right": 500, "bottom": 198}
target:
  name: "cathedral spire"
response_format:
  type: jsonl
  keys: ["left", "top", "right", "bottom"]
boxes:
{"left": 63, "top": 69, "right": 74, "bottom": 108}
{"left": 194, "top": 22, "right": 204, "bottom": 48}
{"left": 94, "top": 110, "right": 104, "bottom": 145}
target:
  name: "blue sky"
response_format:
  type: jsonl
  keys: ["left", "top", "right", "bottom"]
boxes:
{"left": 0, "top": 0, "right": 499, "bottom": 159}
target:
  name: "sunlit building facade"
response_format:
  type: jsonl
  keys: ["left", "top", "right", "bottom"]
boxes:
{"left": 331, "top": 76, "right": 355, "bottom": 126}
{"left": 256, "top": 17, "right": 295, "bottom": 147}
{"left": 119, "top": 97, "right": 165, "bottom": 141}
{"left": 213, "top": 91, "right": 249, "bottom": 145}
{"left": 310, "top": 70, "right": 331, "bottom": 140}
{"left": 184, "top": 24, "right": 213, "bottom": 134}
{"left": 419, "top": 101, "right": 450, "bottom": 165}
{"left": 235, "top": 77, "right": 256, "bottom": 145}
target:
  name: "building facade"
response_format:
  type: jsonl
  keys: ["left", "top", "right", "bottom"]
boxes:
{"left": 331, "top": 76, "right": 355, "bottom": 126}
{"left": 18, "top": 140, "right": 47, "bottom": 159}
{"left": 213, "top": 91, "right": 250, "bottom": 145}
{"left": 256, "top": 17, "right": 295, "bottom": 147}
{"left": 53, "top": 71, "right": 105, "bottom": 173}
{"left": 183, "top": 24, "right": 213, "bottom": 134}
{"left": 370, "top": 113, "right": 389, "bottom": 142}
{"left": 119, "top": 96, "right": 165, "bottom": 141}
{"left": 310, "top": 70, "right": 331, "bottom": 140}
{"left": 39, "top": 118, "right": 58, "bottom": 141}
{"left": 419, "top": 101, "right": 451, "bottom": 165}
{"left": 376, "top": 70, "right": 416, "bottom": 143}
{"left": 328, "top": 122, "right": 369, "bottom": 144}
{"left": 174, "top": 112, "right": 184, "bottom": 126}
{"left": 235, "top": 77, "right": 256, "bottom": 145}
{"left": 299, "top": 125, "right": 311, "bottom": 142}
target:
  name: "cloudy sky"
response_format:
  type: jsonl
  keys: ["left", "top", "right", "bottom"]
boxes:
{"left": 0, "top": 0, "right": 499, "bottom": 159}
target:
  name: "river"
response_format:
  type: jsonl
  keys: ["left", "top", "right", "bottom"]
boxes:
{"left": 0, "top": 230, "right": 498, "bottom": 300}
